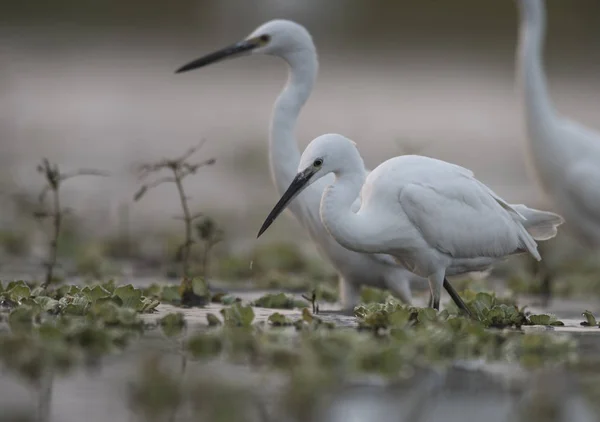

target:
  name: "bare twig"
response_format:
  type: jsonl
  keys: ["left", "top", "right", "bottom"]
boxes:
{"left": 133, "top": 140, "right": 216, "bottom": 277}
{"left": 60, "top": 169, "right": 110, "bottom": 181}
{"left": 35, "top": 159, "right": 108, "bottom": 289}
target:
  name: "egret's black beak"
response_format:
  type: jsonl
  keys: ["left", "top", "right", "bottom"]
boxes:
{"left": 175, "top": 37, "right": 262, "bottom": 74}
{"left": 257, "top": 167, "right": 315, "bottom": 238}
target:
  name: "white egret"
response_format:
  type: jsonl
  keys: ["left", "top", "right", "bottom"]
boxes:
{"left": 517, "top": 0, "right": 600, "bottom": 246}
{"left": 257, "top": 134, "right": 564, "bottom": 311}
{"left": 175, "top": 20, "right": 427, "bottom": 310}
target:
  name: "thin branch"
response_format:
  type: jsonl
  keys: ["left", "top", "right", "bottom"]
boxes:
{"left": 175, "top": 138, "right": 207, "bottom": 164}
{"left": 146, "top": 176, "right": 177, "bottom": 189}
{"left": 134, "top": 177, "right": 177, "bottom": 201}
{"left": 35, "top": 159, "right": 108, "bottom": 289}
{"left": 37, "top": 186, "right": 51, "bottom": 205}
{"left": 133, "top": 139, "right": 215, "bottom": 277}
{"left": 59, "top": 169, "right": 110, "bottom": 181}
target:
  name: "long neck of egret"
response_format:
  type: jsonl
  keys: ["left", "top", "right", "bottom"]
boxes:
{"left": 319, "top": 166, "right": 381, "bottom": 254}
{"left": 269, "top": 49, "right": 318, "bottom": 197}
{"left": 517, "top": 0, "right": 558, "bottom": 139}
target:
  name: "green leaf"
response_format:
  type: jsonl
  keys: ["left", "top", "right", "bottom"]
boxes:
{"left": 33, "top": 296, "right": 60, "bottom": 313}
{"left": 30, "top": 286, "right": 46, "bottom": 297}
{"left": 417, "top": 308, "right": 438, "bottom": 323}
{"left": 96, "top": 295, "right": 123, "bottom": 307}
{"left": 138, "top": 297, "right": 160, "bottom": 313}
{"left": 62, "top": 296, "right": 91, "bottom": 315}
{"left": 206, "top": 313, "right": 222, "bottom": 326}
{"left": 268, "top": 312, "right": 293, "bottom": 326}
{"left": 85, "top": 285, "right": 112, "bottom": 303}
{"left": 388, "top": 308, "right": 412, "bottom": 327}
{"left": 101, "top": 279, "right": 116, "bottom": 294}
{"left": 159, "top": 313, "right": 186, "bottom": 337}
{"left": 114, "top": 284, "right": 142, "bottom": 309}
{"left": 252, "top": 293, "right": 307, "bottom": 309}
{"left": 474, "top": 292, "right": 495, "bottom": 309}
{"left": 220, "top": 304, "right": 255, "bottom": 327}
{"left": 5, "top": 283, "right": 31, "bottom": 302}
{"left": 581, "top": 310, "right": 597, "bottom": 327}
{"left": 220, "top": 295, "right": 241, "bottom": 305}
{"left": 160, "top": 285, "right": 181, "bottom": 305}
{"left": 528, "top": 314, "right": 563, "bottom": 326}
{"left": 142, "top": 283, "right": 161, "bottom": 299}
{"left": 192, "top": 277, "right": 209, "bottom": 297}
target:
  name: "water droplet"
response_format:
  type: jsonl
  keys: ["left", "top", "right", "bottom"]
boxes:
{"left": 249, "top": 260, "right": 253, "bottom": 270}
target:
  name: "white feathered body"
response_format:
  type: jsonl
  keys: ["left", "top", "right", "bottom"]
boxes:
{"left": 350, "top": 155, "right": 545, "bottom": 278}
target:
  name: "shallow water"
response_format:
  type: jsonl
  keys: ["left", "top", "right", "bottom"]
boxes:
{"left": 0, "top": 285, "right": 599, "bottom": 422}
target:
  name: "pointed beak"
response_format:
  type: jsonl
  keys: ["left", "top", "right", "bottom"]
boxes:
{"left": 257, "top": 167, "right": 315, "bottom": 238}
{"left": 175, "top": 37, "right": 262, "bottom": 74}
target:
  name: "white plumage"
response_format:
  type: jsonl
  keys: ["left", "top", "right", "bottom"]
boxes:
{"left": 258, "top": 134, "right": 564, "bottom": 310}
{"left": 176, "top": 19, "right": 423, "bottom": 310}
{"left": 517, "top": 0, "right": 600, "bottom": 246}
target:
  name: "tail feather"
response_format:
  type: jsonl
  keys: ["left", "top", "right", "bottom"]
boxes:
{"left": 511, "top": 204, "right": 565, "bottom": 241}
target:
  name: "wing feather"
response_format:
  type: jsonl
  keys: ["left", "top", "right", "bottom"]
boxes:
{"left": 398, "top": 170, "right": 537, "bottom": 259}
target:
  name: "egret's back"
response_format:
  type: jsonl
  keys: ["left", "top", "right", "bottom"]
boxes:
{"left": 361, "top": 155, "right": 541, "bottom": 261}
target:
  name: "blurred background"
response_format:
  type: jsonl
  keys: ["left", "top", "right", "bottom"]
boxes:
{"left": 2, "top": 4, "right": 600, "bottom": 420}
{"left": 2, "top": 0, "right": 600, "bottom": 263}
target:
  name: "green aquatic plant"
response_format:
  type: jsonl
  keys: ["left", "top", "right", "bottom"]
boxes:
{"left": 142, "top": 281, "right": 211, "bottom": 308}
{"left": 220, "top": 303, "right": 255, "bottom": 327}
{"left": 252, "top": 293, "right": 308, "bottom": 309}
{"left": 268, "top": 312, "right": 294, "bottom": 326}
{"left": 211, "top": 292, "right": 242, "bottom": 305}
{"left": 178, "top": 277, "right": 210, "bottom": 307}
{"left": 0, "top": 281, "right": 159, "bottom": 317}
{"left": 581, "top": 310, "right": 599, "bottom": 327}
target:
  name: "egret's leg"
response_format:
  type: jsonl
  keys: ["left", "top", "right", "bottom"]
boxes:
{"left": 443, "top": 278, "right": 474, "bottom": 319}
{"left": 338, "top": 276, "right": 360, "bottom": 313}
{"left": 427, "top": 271, "right": 444, "bottom": 310}
{"left": 427, "top": 291, "right": 434, "bottom": 308}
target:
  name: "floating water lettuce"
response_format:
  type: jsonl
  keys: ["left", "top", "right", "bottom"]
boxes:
{"left": 252, "top": 293, "right": 308, "bottom": 309}
{"left": 581, "top": 310, "right": 598, "bottom": 327}
{"left": 220, "top": 304, "right": 255, "bottom": 327}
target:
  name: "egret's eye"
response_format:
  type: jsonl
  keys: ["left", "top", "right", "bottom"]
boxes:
{"left": 313, "top": 158, "right": 323, "bottom": 167}
{"left": 258, "top": 34, "right": 271, "bottom": 44}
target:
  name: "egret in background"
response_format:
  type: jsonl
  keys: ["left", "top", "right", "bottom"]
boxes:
{"left": 258, "top": 134, "right": 564, "bottom": 311}
{"left": 175, "top": 19, "right": 427, "bottom": 310}
{"left": 517, "top": 0, "right": 600, "bottom": 246}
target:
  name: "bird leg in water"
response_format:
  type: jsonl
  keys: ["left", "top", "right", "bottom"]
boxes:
{"left": 426, "top": 280, "right": 473, "bottom": 319}
{"left": 443, "top": 279, "right": 474, "bottom": 319}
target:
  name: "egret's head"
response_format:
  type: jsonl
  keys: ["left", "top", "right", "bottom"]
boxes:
{"left": 175, "top": 19, "right": 315, "bottom": 73}
{"left": 257, "top": 134, "right": 360, "bottom": 238}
